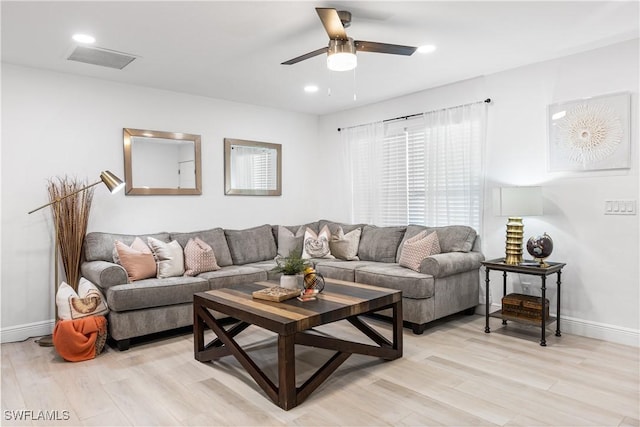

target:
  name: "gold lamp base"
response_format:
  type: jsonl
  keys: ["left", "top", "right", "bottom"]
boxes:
{"left": 505, "top": 217, "right": 524, "bottom": 265}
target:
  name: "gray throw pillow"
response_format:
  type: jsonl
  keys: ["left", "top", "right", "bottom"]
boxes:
{"left": 277, "top": 225, "right": 305, "bottom": 258}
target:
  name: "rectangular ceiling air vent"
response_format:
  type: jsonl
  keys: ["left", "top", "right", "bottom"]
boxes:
{"left": 67, "top": 45, "right": 137, "bottom": 70}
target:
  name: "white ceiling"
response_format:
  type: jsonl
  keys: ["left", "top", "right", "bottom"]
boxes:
{"left": 2, "top": 1, "right": 638, "bottom": 116}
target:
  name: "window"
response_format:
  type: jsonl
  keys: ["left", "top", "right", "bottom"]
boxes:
{"left": 344, "top": 102, "right": 486, "bottom": 231}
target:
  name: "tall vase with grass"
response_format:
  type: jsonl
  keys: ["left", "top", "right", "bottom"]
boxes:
{"left": 48, "top": 176, "right": 95, "bottom": 292}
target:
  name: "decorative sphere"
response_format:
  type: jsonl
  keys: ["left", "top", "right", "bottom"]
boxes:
{"left": 303, "top": 272, "right": 325, "bottom": 293}
{"left": 526, "top": 233, "right": 554, "bottom": 260}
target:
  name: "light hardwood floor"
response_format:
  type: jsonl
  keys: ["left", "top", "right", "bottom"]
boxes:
{"left": 2, "top": 314, "right": 638, "bottom": 427}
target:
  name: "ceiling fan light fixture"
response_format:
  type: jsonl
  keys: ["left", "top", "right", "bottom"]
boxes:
{"left": 327, "top": 38, "right": 357, "bottom": 71}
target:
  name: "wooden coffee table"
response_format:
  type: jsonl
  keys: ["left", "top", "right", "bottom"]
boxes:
{"left": 193, "top": 278, "right": 403, "bottom": 410}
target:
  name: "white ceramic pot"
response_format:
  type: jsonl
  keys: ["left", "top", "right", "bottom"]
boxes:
{"left": 280, "top": 275, "right": 299, "bottom": 289}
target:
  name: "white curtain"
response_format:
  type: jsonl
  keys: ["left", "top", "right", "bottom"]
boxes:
{"left": 341, "top": 121, "right": 385, "bottom": 224}
{"left": 422, "top": 102, "right": 486, "bottom": 230}
{"left": 344, "top": 101, "right": 486, "bottom": 232}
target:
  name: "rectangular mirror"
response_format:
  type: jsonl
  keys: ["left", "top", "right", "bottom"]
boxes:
{"left": 123, "top": 128, "right": 202, "bottom": 195}
{"left": 224, "top": 138, "right": 281, "bottom": 196}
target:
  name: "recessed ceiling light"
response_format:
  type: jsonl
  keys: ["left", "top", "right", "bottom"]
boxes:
{"left": 304, "top": 85, "right": 319, "bottom": 93}
{"left": 72, "top": 34, "right": 96, "bottom": 44}
{"left": 417, "top": 45, "right": 437, "bottom": 54}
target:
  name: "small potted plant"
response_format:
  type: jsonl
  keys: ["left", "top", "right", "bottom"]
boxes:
{"left": 272, "top": 251, "right": 310, "bottom": 289}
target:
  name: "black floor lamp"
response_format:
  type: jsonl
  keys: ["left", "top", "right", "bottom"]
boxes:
{"left": 28, "top": 171, "right": 125, "bottom": 347}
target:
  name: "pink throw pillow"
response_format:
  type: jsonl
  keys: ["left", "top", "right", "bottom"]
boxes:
{"left": 184, "top": 237, "right": 220, "bottom": 276}
{"left": 114, "top": 240, "right": 156, "bottom": 282}
{"left": 399, "top": 231, "right": 441, "bottom": 272}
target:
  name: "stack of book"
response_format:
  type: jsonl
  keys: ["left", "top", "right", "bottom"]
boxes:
{"left": 297, "top": 288, "right": 320, "bottom": 302}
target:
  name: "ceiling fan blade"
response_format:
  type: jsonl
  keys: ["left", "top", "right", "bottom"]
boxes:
{"left": 281, "top": 47, "right": 328, "bottom": 65}
{"left": 355, "top": 40, "right": 417, "bottom": 56}
{"left": 316, "top": 8, "right": 348, "bottom": 40}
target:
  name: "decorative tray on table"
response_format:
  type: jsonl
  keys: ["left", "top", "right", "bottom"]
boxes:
{"left": 252, "top": 286, "right": 300, "bottom": 302}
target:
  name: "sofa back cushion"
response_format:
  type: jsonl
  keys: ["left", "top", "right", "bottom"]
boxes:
{"left": 395, "top": 224, "right": 478, "bottom": 262}
{"left": 84, "top": 232, "right": 170, "bottom": 263}
{"left": 225, "top": 224, "right": 277, "bottom": 265}
{"left": 273, "top": 222, "right": 319, "bottom": 245}
{"left": 318, "top": 220, "right": 365, "bottom": 236}
{"left": 273, "top": 222, "right": 319, "bottom": 258}
{"left": 358, "top": 225, "right": 406, "bottom": 263}
{"left": 435, "top": 225, "right": 477, "bottom": 253}
{"left": 170, "top": 228, "right": 233, "bottom": 267}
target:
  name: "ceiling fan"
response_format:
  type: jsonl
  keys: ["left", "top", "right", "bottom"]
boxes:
{"left": 282, "top": 7, "right": 417, "bottom": 72}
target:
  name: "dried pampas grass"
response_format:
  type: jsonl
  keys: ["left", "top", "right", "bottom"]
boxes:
{"left": 48, "top": 176, "right": 94, "bottom": 292}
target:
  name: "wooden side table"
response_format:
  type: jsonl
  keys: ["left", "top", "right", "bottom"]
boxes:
{"left": 482, "top": 258, "right": 566, "bottom": 346}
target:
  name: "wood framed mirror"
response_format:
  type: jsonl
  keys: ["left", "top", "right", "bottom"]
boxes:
{"left": 224, "top": 138, "right": 281, "bottom": 196}
{"left": 123, "top": 128, "right": 202, "bottom": 195}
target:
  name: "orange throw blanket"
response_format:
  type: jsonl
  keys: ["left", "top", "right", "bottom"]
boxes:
{"left": 53, "top": 316, "right": 107, "bottom": 362}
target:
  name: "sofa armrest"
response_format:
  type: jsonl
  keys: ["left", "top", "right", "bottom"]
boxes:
{"left": 81, "top": 260, "right": 128, "bottom": 290}
{"left": 420, "top": 251, "right": 485, "bottom": 278}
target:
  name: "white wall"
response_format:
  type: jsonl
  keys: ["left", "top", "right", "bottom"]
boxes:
{"left": 318, "top": 39, "right": 639, "bottom": 345}
{"left": 1, "top": 64, "right": 321, "bottom": 339}
{"left": 3, "top": 40, "right": 638, "bottom": 346}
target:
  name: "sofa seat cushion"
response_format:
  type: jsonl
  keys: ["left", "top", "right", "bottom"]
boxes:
{"left": 197, "top": 265, "right": 267, "bottom": 290}
{"left": 315, "top": 260, "right": 377, "bottom": 282}
{"left": 243, "top": 260, "right": 279, "bottom": 280}
{"left": 355, "top": 263, "right": 434, "bottom": 299}
{"left": 106, "top": 276, "right": 209, "bottom": 312}
{"left": 243, "top": 260, "right": 278, "bottom": 271}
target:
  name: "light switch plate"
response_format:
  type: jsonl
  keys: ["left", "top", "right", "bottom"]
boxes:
{"left": 605, "top": 200, "right": 636, "bottom": 215}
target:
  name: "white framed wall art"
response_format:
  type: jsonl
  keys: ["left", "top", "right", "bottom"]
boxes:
{"left": 548, "top": 92, "right": 631, "bottom": 172}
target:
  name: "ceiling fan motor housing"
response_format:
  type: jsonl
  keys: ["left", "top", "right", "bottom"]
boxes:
{"left": 337, "top": 10, "right": 352, "bottom": 28}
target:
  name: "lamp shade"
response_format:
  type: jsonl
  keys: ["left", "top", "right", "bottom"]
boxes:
{"left": 100, "top": 170, "right": 125, "bottom": 194}
{"left": 327, "top": 38, "right": 357, "bottom": 71}
{"left": 497, "top": 186, "right": 543, "bottom": 217}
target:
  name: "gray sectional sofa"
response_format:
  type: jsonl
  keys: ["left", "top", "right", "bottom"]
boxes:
{"left": 81, "top": 220, "right": 484, "bottom": 350}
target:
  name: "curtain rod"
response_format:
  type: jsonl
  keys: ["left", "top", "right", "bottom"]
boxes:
{"left": 337, "top": 98, "right": 491, "bottom": 132}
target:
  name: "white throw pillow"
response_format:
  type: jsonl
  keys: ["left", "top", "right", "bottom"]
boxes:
{"left": 56, "top": 278, "right": 109, "bottom": 320}
{"left": 329, "top": 227, "right": 361, "bottom": 261}
{"left": 301, "top": 225, "right": 334, "bottom": 259}
{"left": 147, "top": 237, "right": 185, "bottom": 278}
{"left": 399, "top": 230, "right": 441, "bottom": 272}
{"left": 56, "top": 282, "right": 76, "bottom": 321}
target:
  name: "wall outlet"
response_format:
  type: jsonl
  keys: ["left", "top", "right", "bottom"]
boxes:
{"left": 605, "top": 200, "right": 636, "bottom": 215}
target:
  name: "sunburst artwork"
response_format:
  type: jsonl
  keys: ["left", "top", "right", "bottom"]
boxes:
{"left": 548, "top": 92, "right": 630, "bottom": 171}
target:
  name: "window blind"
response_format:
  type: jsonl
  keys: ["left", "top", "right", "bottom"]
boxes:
{"left": 345, "top": 102, "right": 486, "bottom": 231}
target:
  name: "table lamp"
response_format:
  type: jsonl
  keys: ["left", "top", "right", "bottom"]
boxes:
{"left": 497, "top": 186, "right": 543, "bottom": 265}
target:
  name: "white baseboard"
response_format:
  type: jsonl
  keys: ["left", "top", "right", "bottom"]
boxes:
{"left": 476, "top": 304, "right": 639, "bottom": 347}
{"left": 2, "top": 310, "right": 638, "bottom": 347}
{"left": 0, "top": 319, "right": 54, "bottom": 344}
